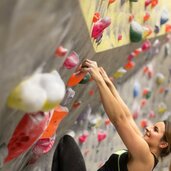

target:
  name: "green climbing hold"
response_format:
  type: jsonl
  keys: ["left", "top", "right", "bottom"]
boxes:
{"left": 130, "top": 21, "right": 143, "bottom": 42}
{"left": 79, "top": 73, "right": 91, "bottom": 84}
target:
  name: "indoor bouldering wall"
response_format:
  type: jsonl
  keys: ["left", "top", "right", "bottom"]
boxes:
{"left": 0, "top": 0, "right": 171, "bottom": 171}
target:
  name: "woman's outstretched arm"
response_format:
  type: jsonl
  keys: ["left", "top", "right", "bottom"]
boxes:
{"left": 99, "top": 67, "right": 142, "bottom": 137}
{"left": 81, "top": 59, "right": 152, "bottom": 163}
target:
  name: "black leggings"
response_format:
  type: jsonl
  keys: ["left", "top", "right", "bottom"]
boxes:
{"left": 52, "top": 135, "right": 87, "bottom": 171}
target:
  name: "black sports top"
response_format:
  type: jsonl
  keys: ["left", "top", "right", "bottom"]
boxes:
{"left": 97, "top": 150, "right": 158, "bottom": 171}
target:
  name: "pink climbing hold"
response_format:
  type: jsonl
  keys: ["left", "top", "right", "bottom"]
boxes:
{"left": 141, "top": 40, "right": 151, "bottom": 51}
{"left": 118, "top": 34, "right": 122, "bottom": 41}
{"left": 78, "top": 131, "right": 89, "bottom": 144}
{"left": 97, "top": 130, "right": 107, "bottom": 143}
{"left": 145, "top": 0, "right": 151, "bottom": 7}
{"left": 32, "top": 136, "right": 56, "bottom": 155}
{"left": 63, "top": 51, "right": 79, "bottom": 69}
{"left": 91, "top": 16, "right": 111, "bottom": 40}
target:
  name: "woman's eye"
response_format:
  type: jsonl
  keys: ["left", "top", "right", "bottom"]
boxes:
{"left": 154, "top": 127, "right": 158, "bottom": 132}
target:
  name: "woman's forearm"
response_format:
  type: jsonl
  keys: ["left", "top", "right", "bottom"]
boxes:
{"left": 96, "top": 79, "right": 126, "bottom": 124}
{"left": 106, "top": 80, "right": 142, "bottom": 136}
{"left": 107, "top": 81, "right": 131, "bottom": 117}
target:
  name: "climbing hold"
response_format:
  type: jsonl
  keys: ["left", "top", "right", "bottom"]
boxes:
{"left": 157, "top": 102, "right": 167, "bottom": 114}
{"left": 141, "top": 40, "right": 151, "bottom": 51}
{"left": 130, "top": 21, "right": 143, "bottom": 42}
{"left": 143, "top": 26, "right": 152, "bottom": 39}
{"left": 142, "top": 88, "right": 151, "bottom": 99}
{"left": 113, "top": 67, "right": 127, "bottom": 79}
{"left": 91, "top": 16, "right": 111, "bottom": 40}
{"left": 160, "top": 9, "right": 169, "bottom": 25}
{"left": 128, "top": 15, "right": 134, "bottom": 23}
{"left": 97, "top": 130, "right": 107, "bottom": 143}
{"left": 79, "top": 73, "right": 91, "bottom": 84}
{"left": 4, "top": 111, "right": 52, "bottom": 163}
{"left": 32, "top": 135, "right": 56, "bottom": 155}
{"left": 104, "top": 118, "right": 111, "bottom": 126}
{"left": 156, "top": 73, "right": 165, "bottom": 85}
{"left": 165, "top": 24, "right": 171, "bottom": 33}
{"left": 124, "top": 61, "right": 135, "bottom": 70}
{"left": 41, "top": 106, "right": 69, "bottom": 139}
{"left": 89, "top": 89, "right": 95, "bottom": 96}
{"left": 140, "top": 119, "right": 148, "bottom": 128}
{"left": 133, "top": 48, "right": 142, "bottom": 57}
{"left": 133, "top": 81, "right": 140, "bottom": 98}
{"left": 72, "top": 100, "right": 82, "bottom": 109}
{"left": 154, "top": 25, "right": 160, "bottom": 34}
{"left": 78, "top": 131, "right": 89, "bottom": 144}
{"left": 93, "top": 12, "right": 101, "bottom": 23}
{"left": 63, "top": 51, "right": 79, "bottom": 69}
{"left": 140, "top": 98, "right": 147, "bottom": 108}
{"left": 62, "top": 88, "right": 75, "bottom": 106}
{"left": 145, "top": 0, "right": 151, "bottom": 8}
{"left": 118, "top": 34, "right": 122, "bottom": 41}
{"left": 7, "top": 71, "right": 65, "bottom": 112}
{"left": 133, "top": 111, "right": 139, "bottom": 120}
{"left": 55, "top": 46, "right": 68, "bottom": 57}
{"left": 151, "top": 0, "right": 158, "bottom": 8}
{"left": 143, "top": 12, "right": 150, "bottom": 22}
{"left": 67, "top": 71, "right": 87, "bottom": 87}
{"left": 148, "top": 110, "right": 155, "bottom": 118}
{"left": 108, "top": 0, "right": 116, "bottom": 4}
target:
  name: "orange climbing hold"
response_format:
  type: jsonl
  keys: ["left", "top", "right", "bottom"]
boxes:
{"left": 165, "top": 24, "right": 171, "bottom": 33}
{"left": 93, "top": 12, "right": 100, "bottom": 23}
{"left": 124, "top": 61, "right": 135, "bottom": 70}
{"left": 55, "top": 46, "right": 68, "bottom": 57}
{"left": 133, "top": 48, "right": 142, "bottom": 57}
{"left": 108, "top": 0, "right": 116, "bottom": 4}
{"left": 143, "top": 12, "right": 150, "bottom": 22}
{"left": 151, "top": 0, "right": 158, "bottom": 8}
{"left": 41, "top": 106, "right": 69, "bottom": 139}
{"left": 67, "top": 71, "right": 87, "bottom": 87}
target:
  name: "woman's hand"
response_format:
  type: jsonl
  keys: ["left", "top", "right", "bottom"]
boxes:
{"left": 81, "top": 59, "right": 103, "bottom": 83}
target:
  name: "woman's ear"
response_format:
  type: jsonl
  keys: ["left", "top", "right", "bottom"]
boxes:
{"left": 160, "top": 141, "right": 168, "bottom": 149}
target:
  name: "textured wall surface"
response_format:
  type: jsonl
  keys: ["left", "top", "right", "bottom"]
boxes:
{"left": 0, "top": 0, "right": 168, "bottom": 171}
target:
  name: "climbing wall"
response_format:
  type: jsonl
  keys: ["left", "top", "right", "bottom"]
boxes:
{"left": 0, "top": 0, "right": 171, "bottom": 171}
{"left": 80, "top": 0, "right": 171, "bottom": 51}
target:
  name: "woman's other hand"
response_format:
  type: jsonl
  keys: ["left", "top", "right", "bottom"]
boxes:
{"left": 81, "top": 59, "right": 103, "bottom": 83}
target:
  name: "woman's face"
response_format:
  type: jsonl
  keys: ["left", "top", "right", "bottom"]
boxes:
{"left": 144, "top": 122, "right": 166, "bottom": 148}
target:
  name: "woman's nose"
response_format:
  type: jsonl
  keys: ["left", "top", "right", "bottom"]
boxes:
{"left": 146, "top": 127, "right": 151, "bottom": 132}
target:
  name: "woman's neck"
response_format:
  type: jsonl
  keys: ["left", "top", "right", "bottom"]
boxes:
{"left": 149, "top": 147, "right": 160, "bottom": 159}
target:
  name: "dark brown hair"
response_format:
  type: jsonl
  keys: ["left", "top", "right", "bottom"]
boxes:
{"left": 160, "top": 120, "right": 171, "bottom": 157}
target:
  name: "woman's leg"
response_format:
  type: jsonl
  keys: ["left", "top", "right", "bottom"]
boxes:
{"left": 52, "top": 135, "right": 86, "bottom": 171}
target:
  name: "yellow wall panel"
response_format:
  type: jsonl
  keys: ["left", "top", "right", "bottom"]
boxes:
{"left": 79, "top": 0, "right": 171, "bottom": 52}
